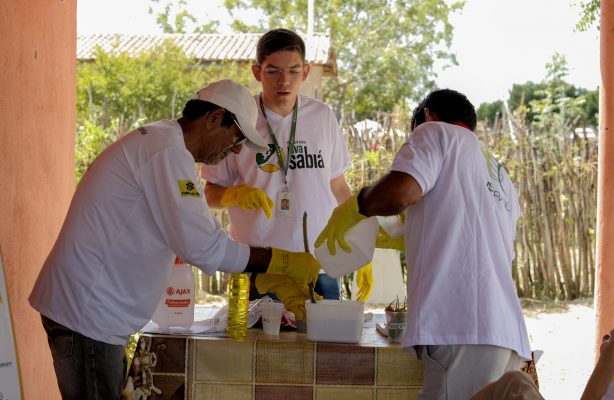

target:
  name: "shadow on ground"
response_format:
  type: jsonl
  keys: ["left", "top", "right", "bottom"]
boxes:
{"left": 520, "top": 297, "right": 593, "bottom": 318}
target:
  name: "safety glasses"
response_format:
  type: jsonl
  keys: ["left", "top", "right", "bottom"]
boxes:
{"left": 232, "top": 118, "right": 248, "bottom": 147}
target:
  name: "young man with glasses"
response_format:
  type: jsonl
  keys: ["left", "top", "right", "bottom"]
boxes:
{"left": 29, "top": 79, "right": 322, "bottom": 399}
{"left": 202, "top": 29, "right": 374, "bottom": 302}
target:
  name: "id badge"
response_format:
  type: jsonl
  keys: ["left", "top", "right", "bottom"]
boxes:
{"left": 276, "top": 190, "right": 294, "bottom": 218}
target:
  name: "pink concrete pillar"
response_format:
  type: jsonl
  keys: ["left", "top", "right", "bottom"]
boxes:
{"left": 0, "top": 1, "right": 76, "bottom": 398}
{"left": 596, "top": 0, "right": 614, "bottom": 354}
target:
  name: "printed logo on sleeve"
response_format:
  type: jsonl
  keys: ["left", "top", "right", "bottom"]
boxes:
{"left": 177, "top": 180, "right": 201, "bottom": 198}
{"left": 482, "top": 148, "right": 512, "bottom": 212}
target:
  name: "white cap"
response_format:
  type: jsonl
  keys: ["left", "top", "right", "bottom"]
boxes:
{"left": 191, "top": 79, "right": 268, "bottom": 151}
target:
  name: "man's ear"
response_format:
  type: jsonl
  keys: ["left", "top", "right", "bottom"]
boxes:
{"left": 302, "top": 63, "right": 311, "bottom": 81}
{"left": 205, "top": 108, "right": 226, "bottom": 129}
{"left": 252, "top": 64, "right": 262, "bottom": 82}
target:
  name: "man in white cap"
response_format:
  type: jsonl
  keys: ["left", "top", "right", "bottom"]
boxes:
{"left": 29, "top": 79, "right": 321, "bottom": 400}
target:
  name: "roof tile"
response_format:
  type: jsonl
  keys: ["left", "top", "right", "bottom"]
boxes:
{"left": 77, "top": 33, "right": 335, "bottom": 70}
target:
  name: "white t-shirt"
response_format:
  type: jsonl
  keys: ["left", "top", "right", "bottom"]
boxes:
{"left": 29, "top": 120, "right": 248, "bottom": 345}
{"left": 391, "top": 121, "right": 531, "bottom": 360}
{"left": 202, "top": 94, "right": 351, "bottom": 252}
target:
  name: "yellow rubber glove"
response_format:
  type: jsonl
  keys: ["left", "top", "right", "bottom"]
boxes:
{"left": 255, "top": 274, "right": 323, "bottom": 320}
{"left": 375, "top": 227, "right": 405, "bottom": 251}
{"left": 267, "top": 249, "right": 321, "bottom": 288}
{"left": 314, "top": 191, "right": 367, "bottom": 255}
{"left": 355, "top": 262, "right": 373, "bottom": 302}
{"left": 221, "top": 184, "right": 274, "bottom": 219}
{"left": 376, "top": 213, "right": 405, "bottom": 251}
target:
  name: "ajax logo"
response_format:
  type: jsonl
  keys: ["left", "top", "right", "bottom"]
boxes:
{"left": 166, "top": 287, "right": 191, "bottom": 296}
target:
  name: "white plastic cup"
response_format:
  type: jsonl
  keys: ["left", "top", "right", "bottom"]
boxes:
{"left": 315, "top": 217, "right": 379, "bottom": 278}
{"left": 261, "top": 302, "right": 284, "bottom": 336}
{"left": 385, "top": 310, "right": 407, "bottom": 344}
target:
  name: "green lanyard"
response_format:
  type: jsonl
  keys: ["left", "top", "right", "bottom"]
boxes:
{"left": 259, "top": 93, "right": 298, "bottom": 186}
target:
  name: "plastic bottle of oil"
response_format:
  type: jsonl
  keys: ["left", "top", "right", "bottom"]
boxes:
{"left": 227, "top": 273, "right": 250, "bottom": 340}
{"left": 151, "top": 257, "right": 195, "bottom": 329}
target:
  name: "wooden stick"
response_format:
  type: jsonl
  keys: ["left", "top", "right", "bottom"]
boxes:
{"left": 303, "top": 211, "right": 317, "bottom": 303}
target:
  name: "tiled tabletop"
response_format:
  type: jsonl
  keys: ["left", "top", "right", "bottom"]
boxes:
{"left": 126, "top": 316, "right": 424, "bottom": 400}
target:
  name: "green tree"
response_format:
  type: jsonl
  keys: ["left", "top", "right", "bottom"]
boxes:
{"left": 575, "top": 0, "right": 600, "bottom": 31}
{"left": 579, "top": 87, "right": 599, "bottom": 128}
{"left": 149, "top": 0, "right": 219, "bottom": 33}
{"left": 476, "top": 100, "right": 504, "bottom": 126}
{"left": 531, "top": 54, "right": 598, "bottom": 129}
{"left": 478, "top": 54, "right": 599, "bottom": 129}
{"left": 76, "top": 41, "right": 252, "bottom": 181}
{"left": 507, "top": 81, "right": 547, "bottom": 123}
{"left": 223, "top": 0, "right": 462, "bottom": 118}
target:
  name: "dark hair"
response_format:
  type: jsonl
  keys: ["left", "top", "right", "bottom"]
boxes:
{"left": 256, "top": 28, "right": 306, "bottom": 65}
{"left": 410, "top": 89, "right": 477, "bottom": 131}
{"left": 182, "top": 99, "right": 236, "bottom": 127}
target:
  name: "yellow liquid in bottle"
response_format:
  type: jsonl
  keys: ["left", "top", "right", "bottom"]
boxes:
{"left": 227, "top": 273, "right": 250, "bottom": 340}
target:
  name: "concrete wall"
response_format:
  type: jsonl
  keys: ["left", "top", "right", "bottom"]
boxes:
{"left": 0, "top": 1, "right": 76, "bottom": 398}
{"left": 351, "top": 249, "right": 407, "bottom": 305}
{"left": 302, "top": 64, "right": 324, "bottom": 100}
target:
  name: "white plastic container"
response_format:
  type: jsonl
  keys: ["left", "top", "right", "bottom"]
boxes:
{"left": 305, "top": 300, "right": 365, "bottom": 343}
{"left": 151, "top": 257, "right": 195, "bottom": 329}
{"left": 314, "top": 216, "right": 379, "bottom": 278}
{"left": 376, "top": 215, "right": 404, "bottom": 239}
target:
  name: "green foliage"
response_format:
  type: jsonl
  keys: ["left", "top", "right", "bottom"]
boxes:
{"left": 478, "top": 53, "right": 598, "bottom": 129}
{"left": 149, "top": 0, "right": 219, "bottom": 33}
{"left": 580, "top": 88, "right": 599, "bottom": 127}
{"left": 476, "top": 100, "right": 504, "bottom": 126}
{"left": 75, "top": 117, "right": 119, "bottom": 182}
{"left": 345, "top": 148, "right": 397, "bottom": 191}
{"left": 223, "top": 0, "right": 462, "bottom": 118}
{"left": 78, "top": 42, "right": 202, "bottom": 129}
{"left": 530, "top": 53, "right": 598, "bottom": 130}
{"left": 575, "top": 0, "right": 600, "bottom": 31}
{"left": 76, "top": 41, "right": 253, "bottom": 182}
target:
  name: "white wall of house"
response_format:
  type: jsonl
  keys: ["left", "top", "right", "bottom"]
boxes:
{"left": 351, "top": 249, "right": 407, "bottom": 305}
{"left": 301, "top": 64, "right": 324, "bottom": 100}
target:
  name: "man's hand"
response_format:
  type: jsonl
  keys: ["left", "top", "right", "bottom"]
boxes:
{"left": 267, "top": 249, "right": 321, "bottom": 288}
{"left": 255, "top": 274, "right": 322, "bottom": 320}
{"left": 582, "top": 328, "right": 614, "bottom": 400}
{"left": 314, "top": 191, "right": 367, "bottom": 255}
{"left": 355, "top": 262, "right": 373, "bottom": 302}
{"left": 221, "top": 184, "right": 274, "bottom": 218}
{"left": 375, "top": 227, "right": 405, "bottom": 251}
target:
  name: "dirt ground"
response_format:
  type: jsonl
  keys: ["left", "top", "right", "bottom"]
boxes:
{"left": 522, "top": 298, "right": 596, "bottom": 399}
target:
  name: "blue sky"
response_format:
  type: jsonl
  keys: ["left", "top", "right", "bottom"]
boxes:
{"left": 77, "top": 0, "right": 600, "bottom": 106}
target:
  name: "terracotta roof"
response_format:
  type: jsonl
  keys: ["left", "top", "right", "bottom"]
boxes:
{"left": 77, "top": 33, "right": 336, "bottom": 74}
